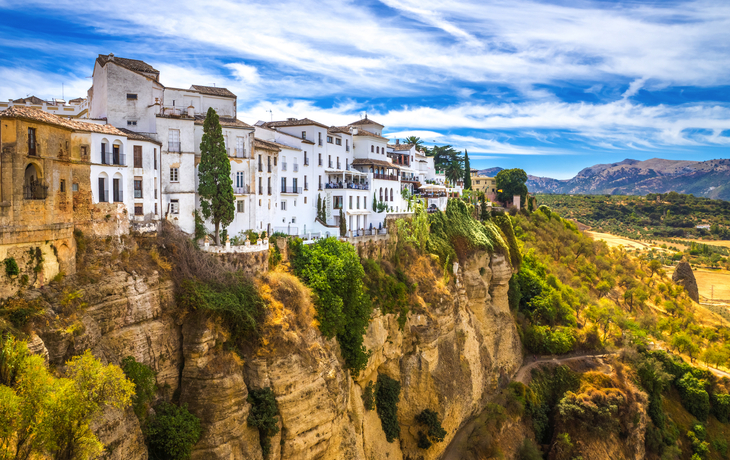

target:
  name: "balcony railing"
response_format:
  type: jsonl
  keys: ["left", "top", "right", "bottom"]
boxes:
{"left": 293, "top": 164, "right": 299, "bottom": 172}
{"left": 328, "top": 161, "right": 333, "bottom": 168}
{"left": 23, "top": 181, "right": 48, "bottom": 200}
{"left": 235, "top": 148, "right": 247, "bottom": 158}
{"left": 101, "top": 152, "right": 126, "bottom": 166}
{"left": 234, "top": 185, "right": 251, "bottom": 195}
{"left": 280, "top": 186, "right": 302, "bottom": 194}
{"left": 304, "top": 182, "right": 309, "bottom": 191}
{"left": 304, "top": 158, "right": 309, "bottom": 166}
{"left": 336, "top": 162, "right": 341, "bottom": 169}
{"left": 282, "top": 162, "right": 287, "bottom": 171}
{"left": 268, "top": 165, "right": 272, "bottom": 173}
{"left": 324, "top": 182, "right": 369, "bottom": 190}
{"left": 346, "top": 146, "right": 350, "bottom": 152}
{"left": 268, "top": 186, "right": 272, "bottom": 195}
{"left": 134, "top": 190, "right": 143, "bottom": 199}
{"left": 258, "top": 163, "right": 263, "bottom": 172}
{"left": 98, "top": 190, "right": 108, "bottom": 203}
{"left": 318, "top": 140, "right": 323, "bottom": 146}
{"left": 168, "top": 142, "right": 181, "bottom": 153}
{"left": 318, "top": 159, "right": 323, "bottom": 166}
{"left": 373, "top": 173, "right": 398, "bottom": 181}
{"left": 113, "top": 190, "right": 124, "bottom": 202}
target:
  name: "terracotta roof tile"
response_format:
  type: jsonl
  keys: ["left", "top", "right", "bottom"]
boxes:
{"left": 254, "top": 138, "right": 300, "bottom": 151}
{"left": 263, "top": 118, "right": 329, "bottom": 129}
{"left": 12, "top": 96, "right": 46, "bottom": 105}
{"left": 344, "top": 128, "right": 388, "bottom": 140}
{"left": 327, "top": 126, "right": 350, "bottom": 134}
{"left": 193, "top": 114, "right": 252, "bottom": 128}
{"left": 254, "top": 138, "right": 282, "bottom": 151}
{"left": 388, "top": 143, "right": 414, "bottom": 151}
{"left": 348, "top": 117, "right": 384, "bottom": 127}
{"left": 351, "top": 158, "right": 400, "bottom": 169}
{"left": 96, "top": 54, "right": 159, "bottom": 74}
{"left": 0, "top": 106, "right": 126, "bottom": 136}
{"left": 117, "top": 128, "right": 162, "bottom": 145}
{"left": 190, "top": 85, "right": 236, "bottom": 98}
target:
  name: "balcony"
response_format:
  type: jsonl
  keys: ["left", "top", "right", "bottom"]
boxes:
{"left": 293, "top": 164, "right": 299, "bottom": 172}
{"left": 235, "top": 148, "right": 247, "bottom": 158}
{"left": 113, "top": 190, "right": 124, "bottom": 202}
{"left": 258, "top": 163, "right": 263, "bottom": 172}
{"left": 134, "top": 190, "right": 143, "bottom": 199}
{"left": 168, "top": 142, "right": 181, "bottom": 153}
{"left": 304, "top": 158, "right": 309, "bottom": 166}
{"left": 268, "top": 165, "right": 272, "bottom": 173}
{"left": 304, "top": 182, "right": 309, "bottom": 191}
{"left": 324, "top": 182, "right": 369, "bottom": 190}
{"left": 234, "top": 185, "right": 251, "bottom": 195}
{"left": 282, "top": 162, "right": 287, "bottom": 171}
{"left": 281, "top": 186, "right": 302, "bottom": 194}
{"left": 268, "top": 186, "right": 272, "bottom": 195}
{"left": 328, "top": 161, "right": 333, "bottom": 168}
{"left": 98, "top": 190, "right": 108, "bottom": 203}
{"left": 101, "top": 152, "right": 126, "bottom": 166}
{"left": 23, "top": 181, "right": 48, "bottom": 200}
{"left": 318, "top": 140, "right": 323, "bottom": 146}
{"left": 373, "top": 173, "right": 398, "bottom": 181}
{"left": 318, "top": 159, "right": 323, "bottom": 166}
{"left": 336, "top": 162, "right": 341, "bottom": 169}
{"left": 346, "top": 146, "right": 350, "bottom": 152}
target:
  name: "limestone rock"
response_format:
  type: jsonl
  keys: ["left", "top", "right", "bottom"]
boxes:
{"left": 672, "top": 259, "right": 699, "bottom": 302}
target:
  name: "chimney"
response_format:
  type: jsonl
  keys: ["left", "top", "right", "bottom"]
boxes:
{"left": 187, "top": 105, "right": 195, "bottom": 117}
{"left": 108, "top": 53, "right": 115, "bottom": 60}
{"left": 396, "top": 139, "right": 399, "bottom": 146}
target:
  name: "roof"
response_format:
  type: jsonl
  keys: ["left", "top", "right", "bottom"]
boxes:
{"left": 264, "top": 118, "right": 329, "bottom": 129}
{"left": 96, "top": 54, "right": 159, "bottom": 75}
{"left": 193, "top": 114, "right": 252, "bottom": 129}
{"left": 0, "top": 106, "right": 126, "bottom": 136}
{"left": 388, "top": 143, "right": 414, "bottom": 151}
{"left": 254, "top": 138, "right": 282, "bottom": 151}
{"left": 190, "top": 85, "right": 236, "bottom": 98}
{"left": 12, "top": 96, "right": 46, "bottom": 105}
{"left": 328, "top": 126, "right": 350, "bottom": 134}
{"left": 346, "top": 128, "right": 388, "bottom": 141}
{"left": 348, "top": 116, "right": 384, "bottom": 128}
{"left": 351, "top": 158, "right": 400, "bottom": 170}
{"left": 254, "top": 138, "right": 300, "bottom": 151}
{"left": 117, "top": 128, "right": 162, "bottom": 145}
{"left": 68, "top": 97, "right": 85, "bottom": 103}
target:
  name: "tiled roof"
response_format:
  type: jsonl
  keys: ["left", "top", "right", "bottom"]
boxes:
{"left": 254, "top": 138, "right": 282, "bottom": 151}
{"left": 190, "top": 85, "right": 236, "bottom": 98}
{"left": 351, "top": 158, "right": 400, "bottom": 169}
{"left": 0, "top": 106, "right": 126, "bottom": 136}
{"left": 301, "top": 139, "right": 315, "bottom": 145}
{"left": 68, "top": 97, "right": 86, "bottom": 103}
{"left": 12, "top": 96, "right": 46, "bottom": 105}
{"left": 96, "top": 54, "right": 159, "bottom": 74}
{"left": 255, "top": 138, "right": 300, "bottom": 151}
{"left": 193, "top": 114, "right": 252, "bottom": 128}
{"left": 348, "top": 117, "right": 384, "bottom": 128}
{"left": 346, "top": 128, "right": 388, "bottom": 140}
{"left": 327, "top": 126, "right": 350, "bottom": 134}
{"left": 388, "top": 143, "right": 414, "bottom": 151}
{"left": 264, "top": 118, "right": 329, "bottom": 129}
{"left": 117, "top": 128, "right": 162, "bottom": 145}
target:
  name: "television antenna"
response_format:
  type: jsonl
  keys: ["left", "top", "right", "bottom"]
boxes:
{"left": 267, "top": 109, "right": 273, "bottom": 122}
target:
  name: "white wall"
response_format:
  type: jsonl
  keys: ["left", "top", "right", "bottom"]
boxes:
{"left": 156, "top": 117, "right": 196, "bottom": 233}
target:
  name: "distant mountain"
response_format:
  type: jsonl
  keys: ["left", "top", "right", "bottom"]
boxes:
{"left": 476, "top": 167, "right": 503, "bottom": 177}
{"left": 515, "top": 158, "right": 730, "bottom": 200}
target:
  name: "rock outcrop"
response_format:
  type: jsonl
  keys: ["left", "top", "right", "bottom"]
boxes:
{"left": 18, "top": 248, "right": 523, "bottom": 460}
{"left": 672, "top": 258, "right": 700, "bottom": 302}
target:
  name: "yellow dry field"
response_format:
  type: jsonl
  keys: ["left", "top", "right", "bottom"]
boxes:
{"left": 672, "top": 237, "right": 730, "bottom": 249}
{"left": 585, "top": 231, "right": 654, "bottom": 250}
{"left": 694, "top": 270, "right": 730, "bottom": 302}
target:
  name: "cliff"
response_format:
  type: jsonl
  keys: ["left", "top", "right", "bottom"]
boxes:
{"left": 13, "top": 239, "right": 522, "bottom": 460}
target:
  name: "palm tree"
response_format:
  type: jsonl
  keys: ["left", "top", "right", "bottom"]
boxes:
{"left": 445, "top": 155, "right": 465, "bottom": 185}
{"left": 402, "top": 136, "right": 425, "bottom": 149}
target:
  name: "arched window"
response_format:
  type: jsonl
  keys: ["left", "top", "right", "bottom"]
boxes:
{"left": 390, "top": 188, "right": 394, "bottom": 201}
{"left": 24, "top": 163, "right": 46, "bottom": 199}
{"left": 112, "top": 141, "right": 124, "bottom": 165}
{"left": 100, "top": 138, "right": 110, "bottom": 164}
{"left": 97, "top": 172, "right": 109, "bottom": 203}
{"left": 379, "top": 187, "right": 383, "bottom": 201}
{"left": 112, "top": 172, "right": 124, "bottom": 202}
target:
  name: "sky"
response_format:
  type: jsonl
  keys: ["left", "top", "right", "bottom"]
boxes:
{"left": 1, "top": 0, "right": 729, "bottom": 179}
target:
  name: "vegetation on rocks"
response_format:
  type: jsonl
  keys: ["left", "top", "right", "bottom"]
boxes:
{"left": 122, "top": 356, "right": 157, "bottom": 422}
{"left": 415, "top": 409, "right": 446, "bottom": 449}
{"left": 375, "top": 373, "right": 401, "bottom": 443}
{"left": 146, "top": 402, "right": 202, "bottom": 460}
{"left": 247, "top": 387, "right": 279, "bottom": 458}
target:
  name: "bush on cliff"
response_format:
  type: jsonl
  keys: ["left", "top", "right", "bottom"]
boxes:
{"left": 375, "top": 373, "right": 401, "bottom": 442}
{"left": 415, "top": 408, "right": 447, "bottom": 449}
{"left": 122, "top": 356, "right": 157, "bottom": 422}
{"left": 247, "top": 387, "right": 279, "bottom": 457}
{"left": 289, "top": 237, "right": 372, "bottom": 373}
{"left": 146, "top": 402, "right": 202, "bottom": 460}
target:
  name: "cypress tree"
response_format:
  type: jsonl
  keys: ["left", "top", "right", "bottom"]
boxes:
{"left": 317, "top": 194, "right": 322, "bottom": 222}
{"left": 464, "top": 149, "right": 472, "bottom": 190}
{"left": 373, "top": 193, "right": 377, "bottom": 212}
{"left": 198, "top": 107, "right": 234, "bottom": 244}
{"left": 339, "top": 209, "right": 347, "bottom": 237}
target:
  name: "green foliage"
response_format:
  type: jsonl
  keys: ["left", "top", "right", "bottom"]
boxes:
{"left": 525, "top": 365, "right": 580, "bottom": 444}
{"left": 177, "top": 276, "right": 265, "bottom": 345}
{"left": 3, "top": 258, "right": 19, "bottom": 277}
{"left": 247, "top": 387, "right": 279, "bottom": 457}
{"left": 517, "top": 438, "right": 543, "bottom": 460}
{"left": 677, "top": 373, "right": 711, "bottom": 421}
{"left": 193, "top": 210, "right": 207, "bottom": 242}
{"left": 361, "top": 381, "right": 375, "bottom": 411}
{"left": 415, "top": 408, "right": 446, "bottom": 448}
{"left": 197, "top": 107, "right": 235, "bottom": 244}
{"left": 495, "top": 168, "right": 528, "bottom": 206}
{"left": 395, "top": 201, "right": 430, "bottom": 252}
{"left": 463, "top": 149, "right": 472, "bottom": 189}
{"left": 362, "top": 259, "right": 412, "bottom": 329}
{"left": 121, "top": 356, "right": 156, "bottom": 422}
{"left": 493, "top": 215, "right": 522, "bottom": 270}
{"left": 339, "top": 209, "right": 347, "bottom": 237}
{"left": 711, "top": 392, "right": 730, "bottom": 423}
{"left": 146, "top": 402, "right": 202, "bottom": 460}
{"left": 636, "top": 355, "right": 672, "bottom": 428}
{"left": 375, "top": 374, "right": 401, "bottom": 442}
{"left": 268, "top": 237, "right": 282, "bottom": 268}
{"left": 523, "top": 325, "right": 576, "bottom": 354}
{"left": 687, "top": 422, "right": 710, "bottom": 459}
{"left": 289, "top": 238, "right": 372, "bottom": 373}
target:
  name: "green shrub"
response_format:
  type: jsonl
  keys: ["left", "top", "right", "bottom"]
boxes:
{"left": 677, "top": 373, "right": 710, "bottom": 421}
{"left": 415, "top": 409, "right": 446, "bottom": 448}
{"left": 121, "top": 356, "right": 157, "bottom": 421}
{"left": 289, "top": 238, "right": 371, "bottom": 373}
{"left": 713, "top": 438, "right": 728, "bottom": 458}
{"left": 711, "top": 392, "right": 730, "bottom": 423}
{"left": 268, "top": 236, "right": 282, "bottom": 268}
{"left": 523, "top": 325, "right": 576, "bottom": 354}
{"left": 3, "top": 258, "right": 19, "bottom": 277}
{"left": 361, "top": 381, "right": 375, "bottom": 411}
{"left": 517, "top": 438, "right": 542, "bottom": 460}
{"left": 362, "top": 259, "right": 411, "bottom": 329}
{"left": 146, "top": 402, "right": 202, "bottom": 460}
{"left": 525, "top": 365, "right": 580, "bottom": 444}
{"left": 247, "top": 387, "right": 279, "bottom": 457}
{"left": 375, "top": 374, "right": 401, "bottom": 442}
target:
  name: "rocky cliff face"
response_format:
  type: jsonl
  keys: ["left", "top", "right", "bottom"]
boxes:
{"left": 21, "top": 248, "right": 522, "bottom": 460}
{"left": 672, "top": 259, "right": 700, "bottom": 303}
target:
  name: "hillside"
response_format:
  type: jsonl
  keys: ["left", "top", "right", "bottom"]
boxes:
{"left": 523, "top": 158, "right": 730, "bottom": 200}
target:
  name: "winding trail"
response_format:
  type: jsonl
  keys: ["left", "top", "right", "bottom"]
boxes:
{"left": 513, "top": 351, "right": 616, "bottom": 384}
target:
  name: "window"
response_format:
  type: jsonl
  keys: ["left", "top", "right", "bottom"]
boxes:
{"left": 134, "top": 178, "right": 143, "bottom": 198}
{"left": 364, "top": 197, "right": 367, "bottom": 209}
{"left": 127, "top": 93, "right": 138, "bottom": 100}
{"left": 258, "top": 177, "right": 262, "bottom": 194}
{"left": 168, "top": 129, "right": 180, "bottom": 152}
{"left": 349, "top": 196, "right": 353, "bottom": 209}
{"left": 153, "top": 148, "right": 157, "bottom": 170}
{"left": 170, "top": 199, "right": 179, "bottom": 214}
{"left": 134, "top": 146, "right": 142, "bottom": 168}
{"left": 304, "top": 197, "right": 307, "bottom": 204}
{"left": 346, "top": 139, "right": 349, "bottom": 151}
{"left": 292, "top": 217, "right": 296, "bottom": 223}
{"left": 274, "top": 156, "right": 277, "bottom": 166}
{"left": 154, "top": 203, "right": 158, "bottom": 215}
{"left": 335, "top": 138, "right": 341, "bottom": 146}
{"left": 281, "top": 200, "right": 287, "bottom": 211}
{"left": 72, "top": 183, "right": 79, "bottom": 192}
{"left": 170, "top": 167, "right": 179, "bottom": 182}
{"left": 376, "top": 146, "right": 379, "bottom": 154}
{"left": 357, "top": 196, "right": 360, "bottom": 209}
{"left": 302, "top": 131, "right": 306, "bottom": 139}
{"left": 371, "top": 145, "right": 374, "bottom": 153}
{"left": 60, "top": 179, "right": 66, "bottom": 193}
{"left": 327, "top": 136, "right": 333, "bottom": 143}
{"left": 154, "top": 188, "right": 157, "bottom": 199}
{"left": 28, "top": 128, "right": 36, "bottom": 155}
{"left": 333, "top": 196, "right": 343, "bottom": 209}
{"left": 281, "top": 177, "right": 287, "bottom": 192}
{"left": 318, "top": 153, "right": 322, "bottom": 166}
{"left": 259, "top": 199, "right": 262, "bottom": 206}
{"left": 318, "top": 132, "right": 322, "bottom": 145}
{"left": 80, "top": 146, "right": 87, "bottom": 157}
{"left": 135, "top": 204, "right": 143, "bottom": 216}
{"left": 237, "top": 200, "right": 245, "bottom": 213}
{"left": 127, "top": 120, "right": 137, "bottom": 126}
{"left": 293, "top": 178, "right": 298, "bottom": 191}
{"left": 236, "top": 171, "right": 244, "bottom": 188}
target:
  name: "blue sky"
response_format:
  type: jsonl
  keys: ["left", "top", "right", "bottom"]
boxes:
{"left": 1, "top": 0, "right": 729, "bottom": 179}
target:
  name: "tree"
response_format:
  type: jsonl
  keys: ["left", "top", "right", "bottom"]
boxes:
{"left": 316, "top": 194, "right": 322, "bottom": 222}
{"left": 463, "top": 150, "right": 472, "bottom": 190}
{"left": 429, "top": 145, "right": 459, "bottom": 171}
{"left": 146, "top": 402, "right": 202, "bottom": 460}
{"left": 648, "top": 259, "right": 662, "bottom": 277}
{"left": 198, "top": 107, "right": 235, "bottom": 245}
{"left": 373, "top": 193, "right": 377, "bottom": 212}
{"left": 339, "top": 209, "right": 347, "bottom": 237}
{"left": 402, "top": 136, "right": 425, "bottom": 150}
{"left": 480, "top": 199, "right": 490, "bottom": 221}
{"left": 495, "top": 168, "right": 528, "bottom": 207}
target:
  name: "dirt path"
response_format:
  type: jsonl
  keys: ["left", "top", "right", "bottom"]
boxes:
{"left": 513, "top": 351, "right": 616, "bottom": 384}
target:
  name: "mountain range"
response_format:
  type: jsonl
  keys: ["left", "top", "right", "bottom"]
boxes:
{"left": 478, "top": 158, "right": 730, "bottom": 200}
